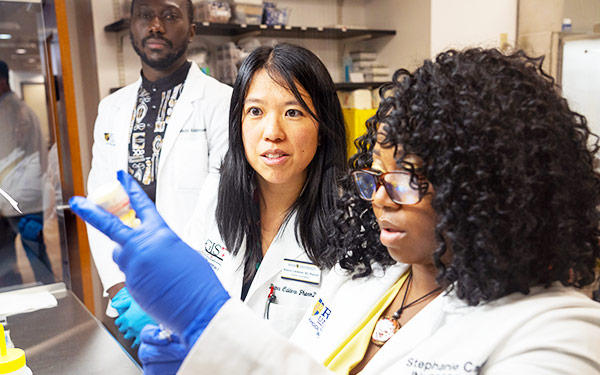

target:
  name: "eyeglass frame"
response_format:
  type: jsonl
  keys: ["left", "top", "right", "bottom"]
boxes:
{"left": 351, "top": 168, "right": 429, "bottom": 205}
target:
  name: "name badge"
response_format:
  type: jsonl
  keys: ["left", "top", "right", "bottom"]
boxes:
{"left": 281, "top": 259, "right": 321, "bottom": 285}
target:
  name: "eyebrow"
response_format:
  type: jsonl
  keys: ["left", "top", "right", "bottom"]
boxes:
{"left": 245, "top": 98, "right": 301, "bottom": 106}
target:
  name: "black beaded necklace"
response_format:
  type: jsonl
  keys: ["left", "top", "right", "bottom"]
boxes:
{"left": 371, "top": 271, "right": 441, "bottom": 346}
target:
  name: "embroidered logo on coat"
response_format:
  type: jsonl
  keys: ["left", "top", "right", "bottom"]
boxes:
{"left": 308, "top": 298, "right": 332, "bottom": 337}
{"left": 203, "top": 238, "right": 227, "bottom": 271}
{"left": 104, "top": 132, "right": 116, "bottom": 145}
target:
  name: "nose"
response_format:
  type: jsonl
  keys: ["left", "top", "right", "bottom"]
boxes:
{"left": 263, "top": 114, "right": 285, "bottom": 142}
{"left": 372, "top": 183, "right": 398, "bottom": 210}
{"left": 149, "top": 16, "right": 165, "bottom": 34}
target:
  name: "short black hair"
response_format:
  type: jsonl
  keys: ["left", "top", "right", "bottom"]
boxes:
{"left": 130, "top": 0, "right": 194, "bottom": 25}
{"left": 340, "top": 48, "right": 600, "bottom": 305}
{"left": 0, "top": 60, "right": 8, "bottom": 81}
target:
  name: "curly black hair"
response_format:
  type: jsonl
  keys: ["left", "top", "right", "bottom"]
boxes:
{"left": 337, "top": 48, "right": 600, "bottom": 306}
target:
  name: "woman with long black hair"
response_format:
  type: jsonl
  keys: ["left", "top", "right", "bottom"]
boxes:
{"left": 181, "top": 42, "right": 348, "bottom": 337}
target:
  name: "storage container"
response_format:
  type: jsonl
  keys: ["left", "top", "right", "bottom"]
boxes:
{"left": 263, "top": 2, "right": 290, "bottom": 26}
{"left": 231, "top": 3, "right": 263, "bottom": 25}
{"left": 194, "top": 1, "right": 231, "bottom": 23}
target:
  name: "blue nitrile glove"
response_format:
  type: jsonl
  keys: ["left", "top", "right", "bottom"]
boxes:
{"left": 18, "top": 214, "right": 43, "bottom": 241}
{"left": 138, "top": 324, "right": 189, "bottom": 375}
{"left": 111, "top": 287, "right": 157, "bottom": 348}
{"left": 69, "top": 171, "right": 230, "bottom": 346}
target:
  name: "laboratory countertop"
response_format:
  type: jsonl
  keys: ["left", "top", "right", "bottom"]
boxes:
{"left": 6, "top": 284, "right": 142, "bottom": 374}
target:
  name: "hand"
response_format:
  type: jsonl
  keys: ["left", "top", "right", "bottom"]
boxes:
{"left": 18, "top": 214, "right": 43, "bottom": 241}
{"left": 111, "top": 287, "right": 157, "bottom": 348}
{"left": 69, "top": 171, "right": 230, "bottom": 346}
{"left": 138, "top": 325, "right": 188, "bottom": 375}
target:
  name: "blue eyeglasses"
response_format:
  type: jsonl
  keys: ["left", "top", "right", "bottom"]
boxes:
{"left": 351, "top": 169, "right": 424, "bottom": 205}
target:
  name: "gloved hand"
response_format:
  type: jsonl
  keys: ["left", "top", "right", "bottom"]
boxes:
{"left": 69, "top": 171, "right": 230, "bottom": 346}
{"left": 111, "top": 287, "right": 157, "bottom": 348}
{"left": 18, "top": 214, "right": 43, "bottom": 241}
{"left": 138, "top": 324, "right": 189, "bottom": 375}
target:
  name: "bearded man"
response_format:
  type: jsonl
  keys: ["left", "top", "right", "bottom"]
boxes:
{"left": 86, "top": 0, "right": 231, "bottom": 350}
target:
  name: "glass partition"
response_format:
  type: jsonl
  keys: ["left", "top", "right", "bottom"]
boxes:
{"left": 0, "top": 0, "right": 67, "bottom": 292}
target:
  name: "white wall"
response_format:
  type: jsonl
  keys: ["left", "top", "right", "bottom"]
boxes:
{"left": 430, "top": 0, "right": 517, "bottom": 57}
{"left": 91, "top": 0, "right": 127, "bottom": 99}
{"left": 9, "top": 70, "right": 43, "bottom": 99}
{"left": 364, "top": 0, "right": 431, "bottom": 74}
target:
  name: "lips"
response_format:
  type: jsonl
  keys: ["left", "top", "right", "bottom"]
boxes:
{"left": 377, "top": 218, "right": 407, "bottom": 246}
{"left": 143, "top": 37, "right": 171, "bottom": 49}
{"left": 377, "top": 218, "right": 402, "bottom": 233}
{"left": 260, "top": 149, "right": 289, "bottom": 165}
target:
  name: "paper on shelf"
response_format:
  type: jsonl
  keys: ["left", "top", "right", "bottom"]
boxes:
{"left": 0, "top": 291, "right": 57, "bottom": 316}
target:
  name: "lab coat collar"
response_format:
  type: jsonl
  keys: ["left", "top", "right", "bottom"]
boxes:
{"left": 113, "top": 82, "right": 140, "bottom": 168}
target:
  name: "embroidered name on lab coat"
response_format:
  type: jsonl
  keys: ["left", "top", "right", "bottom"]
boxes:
{"left": 179, "top": 128, "right": 206, "bottom": 133}
{"left": 404, "top": 357, "right": 482, "bottom": 375}
{"left": 281, "top": 258, "right": 321, "bottom": 285}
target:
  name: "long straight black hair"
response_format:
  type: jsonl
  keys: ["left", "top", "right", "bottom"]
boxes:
{"left": 216, "top": 43, "right": 348, "bottom": 283}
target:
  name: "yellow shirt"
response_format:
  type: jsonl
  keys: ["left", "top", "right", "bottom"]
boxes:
{"left": 323, "top": 271, "right": 410, "bottom": 374}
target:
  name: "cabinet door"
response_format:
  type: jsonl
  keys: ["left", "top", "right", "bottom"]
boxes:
{"left": 561, "top": 37, "right": 600, "bottom": 138}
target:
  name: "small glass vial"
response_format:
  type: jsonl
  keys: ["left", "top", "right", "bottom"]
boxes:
{"left": 88, "top": 181, "right": 141, "bottom": 228}
{"left": 0, "top": 325, "right": 32, "bottom": 375}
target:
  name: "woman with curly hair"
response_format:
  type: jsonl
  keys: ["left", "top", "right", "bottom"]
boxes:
{"left": 70, "top": 47, "right": 600, "bottom": 374}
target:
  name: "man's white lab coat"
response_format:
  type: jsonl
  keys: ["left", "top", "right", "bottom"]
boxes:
{"left": 87, "top": 62, "right": 232, "bottom": 296}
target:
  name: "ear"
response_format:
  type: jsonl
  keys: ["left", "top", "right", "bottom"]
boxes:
{"left": 189, "top": 23, "right": 196, "bottom": 42}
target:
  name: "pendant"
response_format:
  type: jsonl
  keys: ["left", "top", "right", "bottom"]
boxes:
{"left": 371, "top": 316, "right": 400, "bottom": 346}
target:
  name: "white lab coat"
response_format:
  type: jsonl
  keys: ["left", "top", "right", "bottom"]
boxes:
{"left": 183, "top": 180, "right": 325, "bottom": 338}
{"left": 87, "top": 62, "right": 232, "bottom": 296}
{"left": 179, "top": 263, "right": 600, "bottom": 374}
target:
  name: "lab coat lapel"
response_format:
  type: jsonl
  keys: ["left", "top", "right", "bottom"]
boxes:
{"left": 289, "top": 263, "right": 409, "bottom": 363}
{"left": 366, "top": 291, "right": 448, "bottom": 371}
{"left": 363, "top": 287, "right": 475, "bottom": 373}
{"left": 115, "top": 81, "right": 140, "bottom": 169}
{"left": 218, "top": 237, "right": 246, "bottom": 300}
{"left": 157, "top": 63, "right": 204, "bottom": 174}
{"left": 245, "top": 214, "right": 305, "bottom": 302}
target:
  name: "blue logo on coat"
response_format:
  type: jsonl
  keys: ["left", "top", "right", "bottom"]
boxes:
{"left": 308, "top": 298, "right": 331, "bottom": 337}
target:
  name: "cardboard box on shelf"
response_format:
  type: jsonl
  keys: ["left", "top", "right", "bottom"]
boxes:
{"left": 337, "top": 89, "right": 372, "bottom": 110}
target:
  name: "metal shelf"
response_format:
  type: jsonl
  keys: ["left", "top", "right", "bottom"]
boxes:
{"left": 105, "top": 19, "right": 395, "bottom": 41}
{"left": 335, "top": 81, "right": 386, "bottom": 91}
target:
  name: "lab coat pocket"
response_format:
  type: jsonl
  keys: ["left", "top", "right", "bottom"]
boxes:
{"left": 266, "top": 303, "right": 307, "bottom": 338}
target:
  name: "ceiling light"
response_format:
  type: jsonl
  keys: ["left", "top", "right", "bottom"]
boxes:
{"left": 0, "top": 34, "right": 12, "bottom": 40}
{"left": 27, "top": 58, "right": 35, "bottom": 63}
{"left": 15, "top": 48, "right": 26, "bottom": 54}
